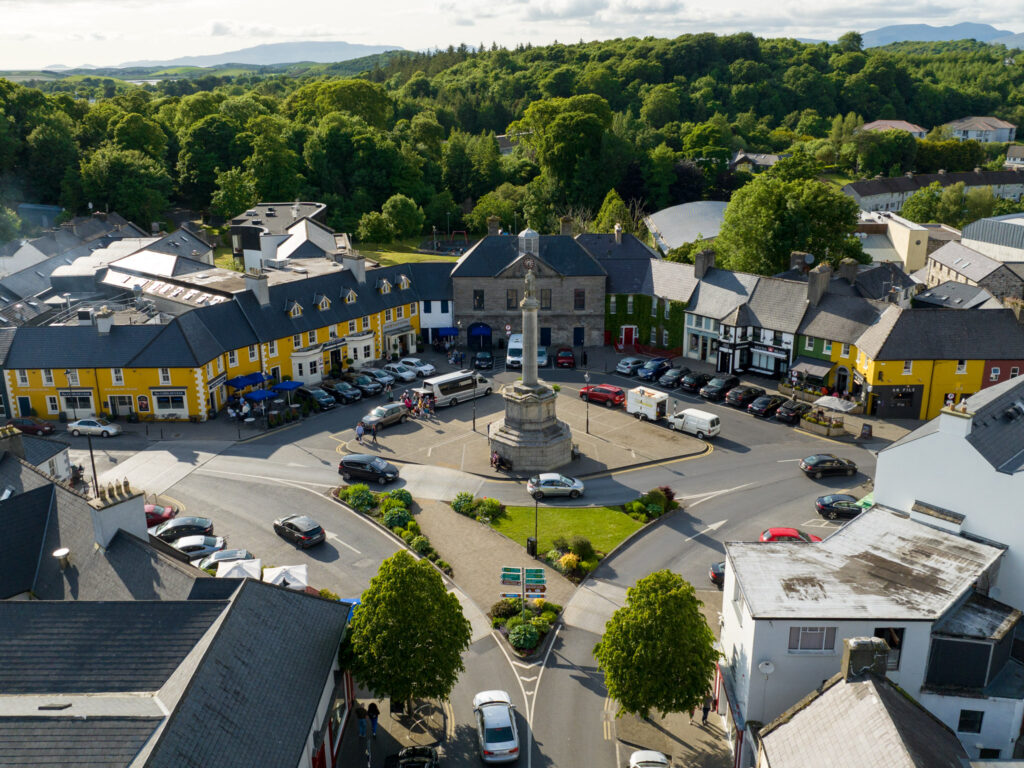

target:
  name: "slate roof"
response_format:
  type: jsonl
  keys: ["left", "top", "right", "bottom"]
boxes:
{"left": 145, "top": 229, "right": 213, "bottom": 259}
{"left": 649, "top": 260, "right": 699, "bottom": 303}
{"left": 963, "top": 375, "right": 1024, "bottom": 474}
{"left": 914, "top": 281, "right": 998, "bottom": 309}
{"left": 740, "top": 278, "right": 808, "bottom": 333}
{"left": 603, "top": 258, "right": 654, "bottom": 295}
{"left": 799, "top": 295, "right": 887, "bottom": 344}
{"left": 861, "top": 119, "right": 927, "bottom": 134}
{"left": 758, "top": 672, "right": 967, "bottom": 768}
{"left": 1008, "top": 145, "right": 1024, "bottom": 161}
{"left": 845, "top": 169, "right": 1024, "bottom": 200}
{"left": 685, "top": 267, "right": 759, "bottom": 320}
{"left": 450, "top": 234, "right": 606, "bottom": 279}
{"left": 853, "top": 262, "right": 917, "bottom": 300}
{"left": 0, "top": 717, "right": 162, "bottom": 767}
{"left": 928, "top": 241, "right": 1003, "bottom": 282}
{"left": 21, "top": 435, "right": 67, "bottom": 467}
{"left": 946, "top": 115, "right": 1016, "bottom": 131}
{"left": 0, "top": 485, "right": 54, "bottom": 598}
{"left": 4, "top": 324, "right": 174, "bottom": 368}
{"left": 855, "top": 307, "right": 1024, "bottom": 360}
{"left": 575, "top": 232, "right": 660, "bottom": 262}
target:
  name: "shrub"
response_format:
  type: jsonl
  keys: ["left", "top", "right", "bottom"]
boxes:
{"left": 491, "top": 598, "right": 523, "bottom": 618}
{"left": 344, "top": 484, "right": 376, "bottom": 513}
{"left": 530, "top": 616, "right": 551, "bottom": 633}
{"left": 319, "top": 588, "right": 340, "bottom": 601}
{"left": 536, "top": 599, "right": 563, "bottom": 614}
{"left": 552, "top": 536, "right": 569, "bottom": 551}
{"left": 427, "top": 551, "right": 439, "bottom": 562}
{"left": 411, "top": 535, "right": 432, "bottom": 554}
{"left": 451, "top": 491, "right": 477, "bottom": 516}
{"left": 393, "top": 527, "right": 406, "bottom": 538}
{"left": 628, "top": 511, "right": 649, "bottom": 523}
{"left": 505, "top": 614, "right": 526, "bottom": 631}
{"left": 558, "top": 552, "right": 580, "bottom": 573}
{"left": 476, "top": 497, "right": 504, "bottom": 520}
{"left": 657, "top": 485, "right": 677, "bottom": 507}
{"left": 382, "top": 507, "right": 412, "bottom": 529}
{"left": 405, "top": 520, "right": 421, "bottom": 535}
{"left": 569, "top": 536, "right": 595, "bottom": 561}
{"left": 491, "top": 616, "right": 506, "bottom": 629}
{"left": 379, "top": 497, "right": 407, "bottom": 516}
{"left": 552, "top": 384, "right": 561, "bottom": 392}
{"left": 543, "top": 549, "right": 563, "bottom": 566}
{"left": 539, "top": 610, "right": 557, "bottom": 624}
{"left": 388, "top": 488, "right": 413, "bottom": 506}
{"left": 624, "top": 500, "right": 646, "bottom": 516}
{"left": 645, "top": 503, "right": 664, "bottom": 519}
{"left": 509, "top": 623, "right": 540, "bottom": 650}
{"left": 642, "top": 487, "right": 669, "bottom": 511}
{"left": 437, "top": 560, "right": 452, "bottom": 574}
{"left": 579, "top": 558, "right": 599, "bottom": 576}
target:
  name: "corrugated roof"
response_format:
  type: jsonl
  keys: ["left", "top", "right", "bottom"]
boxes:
{"left": 962, "top": 212, "right": 1024, "bottom": 252}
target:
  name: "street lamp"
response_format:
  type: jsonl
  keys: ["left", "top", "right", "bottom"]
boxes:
{"left": 584, "top": 371, "right": 590, "bottom": 435}
{"left": 534, "top": 496, "right": 538, "bottom": 559}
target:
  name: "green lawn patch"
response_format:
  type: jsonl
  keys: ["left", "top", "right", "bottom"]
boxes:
{"left": 490, "top": 505, "right": 642, "bottom": 556}
{"left": 358, "top": 239, "right": 459, "bottom": 266}
{"left": 214, "top": 246, "right": 243, "bottom": 272}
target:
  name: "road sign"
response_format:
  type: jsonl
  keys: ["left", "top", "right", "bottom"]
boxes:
{"left": 525, "top": 568, "right": 544, "bottom": 576}
{"left": 501, "top": 567, "right": 522, "bottom": 577}
{"left": 501, "top": 578, "right": 522, "bottom": 586}
{"left": 500, "top": 593, "right": 521, "bottom": 599}
{"left": 525, "top": 585, "right": 546, "bottom": 594}
{"left": 505, "top": 324, "right": 512, "bottom": 332}
{"left": 525, "top": 576, "right": 546, "bottom": 584}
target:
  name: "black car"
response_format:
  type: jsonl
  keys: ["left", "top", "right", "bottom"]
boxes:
{"left": 636, "top": 358, "right": 672, "bottom": 381}
{"left": 709, "top": 561, "right": 725, "bottom": 587}
{"left": 339, "top": 453, "right": 401, "bottom": 485}
{"left": 658, "top": 367, "right": 690, "bottom": 388}
{"left": 273, "top": 514, "right": 326, "bottom": 548}
{"left": 815, "top": 493, "right": 862, "bottom": 520}
{"left": 747, "top": 394, "right": 787, "bottom": 417}
{"left": 679, "top": 371, "right": 712, "bottom": 393}
{"left": 800, "top": 454, "right": 857, "bottom": 479}
{"left": 148, "top": 516, "right": 214, "bottom": 542}
{"left": 324, "top": 381, "right": 362, "bottom": 404}
{"left": 298, "top": 386, "right": 336, "bottom": 410}
{"left": 774, "top": 399, "right": 812, "bottom": 424}
{"left": 700, "top": 375, "right": 740, "bottom": 401}
{"left": 392, "top": 746, "right": 440, "bottom": 768}
{"left": 725, "top": 385, "right": 766, "bottom": 408}
{"left": 344, "top": 372, "right": 384, "bottom": 396}
{"left": 473, "top": 350, "right": 494, "bottom": 369}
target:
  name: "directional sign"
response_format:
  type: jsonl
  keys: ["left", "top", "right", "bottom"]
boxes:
{"left": 525, "top": 568, "right": 544, "bottom": 575}
{"left": 500, "top": 593, "right": 522, "bottom": 599}
{"left": 525, "top": 576, "right": 546, "bottom": 584}
{"left": 525, "top": 585, "right": 547, "bottom": 593}
{"left": 502, "top": 567, "right": 523, "bottom": 576}
{"left": 501, "top": 578, "right": 522, "bottom": 586}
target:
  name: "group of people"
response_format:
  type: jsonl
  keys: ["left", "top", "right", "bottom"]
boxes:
{"left": 400, "top": 390, "right": 434, "bottom": 418}
{"left": 225, "top": 397, "right": 254, "bottom": 422}
{"left": 353, "top": 701, "right": 380, "bottom": 738}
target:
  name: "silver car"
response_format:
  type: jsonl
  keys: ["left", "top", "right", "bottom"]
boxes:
{"left": 197, "top": 548, "right": 253, "bottom": 570}
{"left": 67, "top": 418, "right": 122, "bottom": 437}
{"left": 526, "top": 473, "right": 585, "bottom": 500}
{"left": 400, "top": 357, "right": 436, "bottom": 377}
{"left": 615, "top": 357, "right": 645, "bottom": 375}
{"left": 383, "top": 363, "right": 418, "bottom": 382}
{"left": 360, "top": 402, "right": 410, "bottom": 429}
{"left": 172, "top": 535, "right": 226, "bottom": 560}
{"left": 363, "top": 367, "right": 396, "bottom": 387}
{"left": 473, "top": 690, "right": 519, "bottom": 764}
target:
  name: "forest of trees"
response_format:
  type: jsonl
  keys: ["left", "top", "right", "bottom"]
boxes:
{"left": 2, "top": 30, "right": 1023, "bottom": 269}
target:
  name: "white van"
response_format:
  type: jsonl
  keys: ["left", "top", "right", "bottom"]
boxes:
{"left": 506, "top": 333, "right": 523, "bottom": 369}
{"left": 413, "top": 370, "right": 492, "bottom": 407}
{"left": 666, "top": 408, "right": 720, "bottom": 439}
{"left": 626, "top": 386, "right": 668, "bottom": 421}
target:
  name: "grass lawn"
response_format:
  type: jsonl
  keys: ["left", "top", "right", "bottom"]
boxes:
{"left": 358, "top": 239, "right": 460, "bottom": 266}
{"left": 213, "top": 246, "right": 242, "bottom": 272}
{"left": 490, "top": 505, "right": 642, "bottom": 556}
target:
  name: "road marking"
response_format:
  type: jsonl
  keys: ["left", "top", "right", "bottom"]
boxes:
{"left": 776, "top": 458, "right": 802, "bottom": 463}
{"left": 326, "top": 532, "right": 361, "bottom": 554}
{"left": 681, "top": 519, "right": 727, "bottom": 542}
{"left": 681, "top": 482, "right": 752, "bottom": 508}
{"left": 194, "top": 467, "right": 336, "bottom": 488}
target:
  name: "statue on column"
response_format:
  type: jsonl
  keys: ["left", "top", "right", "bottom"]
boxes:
{"left": 524, "top": 259, "right": 536, "bottom": 299}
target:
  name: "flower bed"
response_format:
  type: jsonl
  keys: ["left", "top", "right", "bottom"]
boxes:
{"left": 800, "top": 414, "right": 847, "bottom": 437}
{"left": 488, "top": 596, "right": 563, "bottom": 655}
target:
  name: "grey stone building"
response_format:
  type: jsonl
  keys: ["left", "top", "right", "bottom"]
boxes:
{"left": 450, "top": 221, "right": 607, "bottom": 350}
{"left": 925, "top": 241, "right": 1024, "bottom": 304}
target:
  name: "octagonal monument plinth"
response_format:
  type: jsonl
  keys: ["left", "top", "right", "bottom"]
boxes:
{"left": 488, "top": 380, "right": 573, "bottom": 472}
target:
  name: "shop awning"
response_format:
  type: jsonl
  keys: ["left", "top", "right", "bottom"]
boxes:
{"left": 791, "top": 357, "right": 834, "bottom": 379}
{"left": 813, "top": 395, "right": 858, "bottom": 413}
{"left": 436, "top": 327, "right": 459, "bottom": 337}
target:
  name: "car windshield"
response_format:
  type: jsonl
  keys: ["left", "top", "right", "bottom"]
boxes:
{"left": 529, "top": 475, "right": 540, "bottom": 485}
{"left": 484, "top": 725, "right": 515, "bottom": 742}
{"left": 371, "top": 457, "right": 389, "bottom": 470}
{"left": 370, "top": 407, "right": 387, "bottom": 417}
{"left": 708, "top": 377, "right": 727, "bottom": 386}
{"left": 310, "top": 389, "right": 327, "bottom": 396}
{"left": 392, "top": 365, "right": 409, "bottom": 372}
{"left": 477, "top": 352, "right": 491, "bottom": 358}
{"left": 95, "top": 419, "right": 111, "bottom": 426}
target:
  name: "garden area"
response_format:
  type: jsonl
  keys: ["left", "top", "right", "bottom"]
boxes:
{"left": 488, "top": 596, "right": 564, "bottom": 655}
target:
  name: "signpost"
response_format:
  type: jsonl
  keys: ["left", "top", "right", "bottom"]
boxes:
{"left": 500, "top": 566, "right": 546, "bottom": 605}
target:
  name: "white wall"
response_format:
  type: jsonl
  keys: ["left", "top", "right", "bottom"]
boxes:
{"left": 920, "top": 691, "right": 1024, "bottom": 759}
{"left": 961, "top": 237, "right": 1024, "bottom": 264}
{"left": 419, "top": 300, "right": 453, "bottom": 330}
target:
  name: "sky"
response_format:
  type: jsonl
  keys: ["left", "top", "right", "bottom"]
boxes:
{"left": 0, "top": 0, "right": 1021, "bottom": 70}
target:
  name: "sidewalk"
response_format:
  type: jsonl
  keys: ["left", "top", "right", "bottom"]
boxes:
{"left": 335, "top": 692, "right": 447, "bottom": 768}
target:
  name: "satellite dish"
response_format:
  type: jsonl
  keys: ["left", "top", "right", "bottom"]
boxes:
{"left": 758, "top": 660, "right": 775, "bottom": 676}
{"left": 803, "top": 253, "right": 814, "bottom": 265}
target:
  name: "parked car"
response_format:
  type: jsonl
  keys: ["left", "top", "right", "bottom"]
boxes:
{"left": 679, "top": 371, "right": 712, "bottom": 393}
{"left": 815, "top": 494, "right": 862, "bottom": 520}
{"left": 360, "top": 402, "right": 410, "bottom": 430}
{"left": 536, "top": 347, "right": 548, "bottom": 367}
{"left": 144, "top": 503, "right": 178, "bottom": 527}
{"left": 579, "top": 384, "right": 625, "bottom": 407}
{"left": 747, "top": 394, "right": 787, "bottom": 417}
{"left": 197, "top": 548, "right": 253, "bottom": 570}
{"left": 526, "top": 473, "right": 584, "bottom": 499}
{"left": 629, "top": 750, "right": 671, "bottom": 768}
{"left": 67, "top": 418, "right": 121, "bottom": 437}
{"left": 338, "top": 453, "right": 400, "bottom": 485}
{"left": 774, "top": 399, "right": 812, "bottom": 424}
{"left": 472, "top": 690, "right": 520, "bottom": 764}
{"left": 725, "top": 385, "right": 766, "bottom": 408}
{"left": 700, "top": 375, "right": 740, "bottom": 401}
{"left": 6, "top": 417, "right": 55, "bottom": 435}
{"left": 362, "top": 367, "right": 396, "bottom": 387}
{"left": 658, "top": 367, "right": 690, "bottom": 388}
{"left": 709, "top": 561, "right": 725, "bottom": 587}
{"left": 400, "top": 357, "right": 436, "bottom": 377}
{"left": 636, "top": 357, "right": 671, "bottom": 381}
{"left": 474, "top": 350, "right": 494, "bottom": 369}
{"left": 555, "top": 347, "right": 576, "bottom": 368}
{"left": 273, "top": 514, "right": 326, "bottom": 548}
{"left": 616, "top": 357, "right": 645, "bottom": 375}
{"left": 799, "top": 454, "right": 857, "bottom": 479}
{"left": 393, "top": 746, "right": 440, "bottom": 768}
{"left": 324, "top": 381, "right": 362, "bottom": 404}
{"left": 172, "top": 535, "right": 227, "bottom": 560}
{"left": 148, "top": 516, "right": 214, "bottom": 542}
{"left": 760, "top": 527, "right": 822, "bottom": 543}
{"left": 297, "top": 386, "right": 336, "bottom": 410}
{"left": 383, "top": 362, "right": 418, "bottom": 382}
{"left": 343, "top": 372, "right": 384, "bottom": 396}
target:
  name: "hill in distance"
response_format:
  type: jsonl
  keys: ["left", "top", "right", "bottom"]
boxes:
{"left": 119, "top": 40, "right": 404, "bottom": 68}
{"left": 861, "top": 22, "right": 1013, "bottom": 47}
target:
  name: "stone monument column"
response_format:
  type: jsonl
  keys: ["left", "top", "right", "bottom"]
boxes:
{"left": 521, "top": 265, "right": 539, "bottom": 388}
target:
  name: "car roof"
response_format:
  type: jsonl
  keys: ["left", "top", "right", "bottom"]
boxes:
{"left": 170, "top": 516, "right": 209, "bottom": 526}
{"left": 473, "top": 689, "right": 513, "bottom": 708}
{"left": 174, "top": 535, "right": 217, "bottom": 547}
{"left": 630, "top": 750, "right": 670, "bottom": 767}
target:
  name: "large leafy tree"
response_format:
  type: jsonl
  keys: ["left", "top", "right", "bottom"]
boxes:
{"left": 593, "top": 189, "right": 633, "bottom": 233}
{"left": 210, "top": 167, "right": 258, "bottom": 220}
{"left": 177, "top": 114, "right": 243, "bottom": 207}
{"left": 594, "top": 570, "right": 718, "bottom": 719}
{"left": 349, "top": 551, "right": 471, "bottom": 703}
{"left": 26, "top": 112, "right": 79, "bottom": 202}
{"left": 111, "top": 112, "right": 168, "bottom": 161}
{"left": 80, "top": 146, "right": 172, "bottom": 226}
{"left": 0, "top": 206, "right": 21, "bottom": 241}
{"left": 382, "top": 193, "right": 425, "bottom": 239}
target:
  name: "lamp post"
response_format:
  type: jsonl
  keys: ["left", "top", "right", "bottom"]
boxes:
{"left": 63, "top": 369, "right": 77, "bottom": 421}
{"left": 534, "top": 495, "right": 538, "bottom": 559}
{"left": 86, "top": 434, "right": 99, "bottom": 498}
{"left": 584, "top": 371, "right": 590, "bottom": 435}
{"left": 456, "top": 319, "right": 463, "bottom": 368}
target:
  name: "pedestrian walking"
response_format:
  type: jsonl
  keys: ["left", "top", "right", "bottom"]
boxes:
{"left": 355, "top": 423, "right": 364, "bottom": 444}
{"left": 582, "top": 349, "right": 588, "bottom": 367}
{"left": 371, "top": 423, "right": 379, "bottom": 444}
{"left": 386, "top": 383, "right": 393, "bottom": 402}
{"left": 701, "top": 693, "right": 713, "bottom": 725}
{"left": 367, "top": 702, "right": 380, "bottom": 737}
{"left": 355, "top": 703, "right": 367, "bottom": 738}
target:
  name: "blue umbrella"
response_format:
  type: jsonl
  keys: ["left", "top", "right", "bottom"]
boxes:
{"left": 273, "top": 379, "right": 302, "bottom": 405}
{"left": 243, "top": 389, "right": 276, "bottom": 402}
{"left": 225, "top": 375, "right": 250, "bottom": 389}
{"left": 242, "top": 371, "right": 270, "bottom": 387}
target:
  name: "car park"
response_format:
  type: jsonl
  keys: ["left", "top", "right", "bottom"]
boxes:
{"left": 725, "top": 385, "right": 765, "bottom": 408}
{"left": 297, "top": 386, "right": 336, "bottom": 410}
{"left": 362, "top": 367, "right": 396, "bottom": 387}
{"left": 148, "top": 516, "right": 214, "bottom": 542}
{"left": 800, "top": 454, "right": 857, "bottom": 479}
{"left": 666, "top": 408, "right": 720, "bottom": 439}
{"left": 400, "top": 357, "right": 436, "bottom": 377}
{"left": 709, "top": 561, "right": 725, "bottom": 587}
{"left": 144, "top": 503, "right": 178, "bottom": 527}
{"left": 197, "top": 549, "right": 253, "bottom": 570}
{"left": 360, "top": 402, "right": 410, "bottom": 429}
{"left": 774, "top": 399, "right": 812, "bottom": 424}
{"left": 273, "top": 515, "right": 326, "bottom": 548}
{"left": 815, "top": 494, "right": 862, "bottom": 520}
{"left": 343, "top": 372, "right": 384, "bottom": 396}
{"left": 636, "top": 357, "right": 671, "bottom": 381}
{"left": 67, "top": 418, "right": 121, "bottom": 437}
{"left": 472, "top": 690, "right": 520, "bottom": 764}
{"left": 474, "top": 351, "right": 494, "bottom": 369}
{"left": 526, "top": 473, "right": 584, "bottom": 499}
{"left": 747, "top": 394, "right": 787, "bottom": 417}
{"left": 615, "top": 357, "right": 645, "bottom": 375}
{"left": 172, "top": 535, "right": 227, "bottom": 560}
{"left": 658, "top": 367, "right": 690, "bottom": 388}
{"left": 629, "top": 751, "right": 671, "bottom": 768}
{"left": 324, "top": 381, "right": 362, "bottom": 404}
{"left": 760, "top": 527, "right": 822, "bottom": 543}
{"left": 579, "top": 384, "right": 625, "bottom": 406}
{"left": 338, "top": 453, "right": 400, "bottom": 485}
{"left": 6, "top": 417, "right": 55, "bottom": 435}
{"left": 555, "top": 347, "right": 575, "bottom": 368}
{"left": 679, "top": 371, "right": 712, "bottom": 393}
{"left": 699, "top": 375, "right": 740, "bottom": 401}
{"left": 383, "top": 363, "right": 418, "bottom": 382}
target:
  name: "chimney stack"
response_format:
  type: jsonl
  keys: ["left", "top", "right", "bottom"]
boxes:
{"left": 487, "top": 216, "right": 501, "bottom": 236}
{"left": 0, "top": 424, "right": 26, "bottom": 459}
{"left": 807, "top": 262, "right": 832, "bottom": 307}
{"left": 88, "top": 477, "right": 147, "bottom": 547}
{"left": 614, "top": 223, "right": 622, "bottom": 244}
{"left": 841, "top": 636, "right": 891, "bottom": 681}
{"left": 694, "top": 249, "right": 716, "bottom": 280}
{"left": 559, "top": 216, "right": 573, "bottom": 236}
{"left": 245, "top": 270, "right": 270, "bottom": 306}
{"left": 838, "top": 257, "right": 859, "bottom": 285}
{"left": 790, "top": 251, "right": 813, "bottom": 273}
{"left": 341, "top": 252, "right": 366, "bottom": 284}
{"left": 95, "top": 305, "right": 114, "bottom": 335}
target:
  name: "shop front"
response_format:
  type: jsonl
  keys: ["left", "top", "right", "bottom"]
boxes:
{"left": 151, "top": 388, "right": 189, "bottom": 419}
{"left": 868, "top": 383, "right": 922, "bottom": 418}
{"left": 60, "top": 389, "right": 95, "bottom": 419}
{"left": 383, "top": 321, "right": 417, "bottom": 358}
{"left": 748, "top": 342, "right": 791, "bottom": 378}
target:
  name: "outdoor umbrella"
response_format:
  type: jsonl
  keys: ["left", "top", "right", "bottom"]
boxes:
{"left": 225, "top": 375, "right": 250, "bottom": 389}
{"left": 273, "top": 379, "right": 303, "bottom": 405}
{"left": 243, "top": 389, "right": 276, "bottom": 402}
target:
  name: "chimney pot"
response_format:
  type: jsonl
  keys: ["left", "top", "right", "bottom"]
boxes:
{"left": 52, "top": 547, "right": 70, "bottom": 571}
{"left": 841, "top": 636, "right": 890, "bottom": 681}
{"left": 487, "top": 216, "right": 501, "bottom": 237}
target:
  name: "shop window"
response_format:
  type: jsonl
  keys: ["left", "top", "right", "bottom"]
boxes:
{"left": 788, "top": 626, "right": 837, "bottom": 652}
{"left": 507, "top": 289, "right": 518, "bottom": 310}
{"left": 154, "top": 392, "right": 186, "bottom": 412}
{"left": 541, "top": 289, "right": 551, "bottom": 310}
{"left": 473, "top": 290, "right": 485, "bottom": 310}
{"left": 957, "top": 710, "right": 983, "bottom": 733}
{"left": 873, "top": 627, "right": 904, "bottom": 669}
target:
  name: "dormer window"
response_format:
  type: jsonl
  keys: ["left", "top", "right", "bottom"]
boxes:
{"left": 399, "top": 275, "right": 411, "bottom": 290}
{"left": 380, "top": 280, "right": 392, "bottom": 295}
{"left": 317, "top": 296, "right": 331, "bottom": 311}
{"left": 345, "top": 290, "right": 357, "bottom": 304}
{"left": 287, "top": 301, "right": 302, "bottom": 318}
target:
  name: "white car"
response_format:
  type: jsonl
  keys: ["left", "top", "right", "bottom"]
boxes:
{"left": 171, "top": 535, "right": 226, "bottom": 560}
{"left": 197, "top": 548, "right": 253, "bottom": 570}
{"left": 526, "top": 473, "right": 584, "bottom": 500}
{"left": 537, "top": 347, "right": 548, "bottom": 367}
{"left": 616, "top": 357, "right": 645, "bottom": 375}
{"left": 629, "top": 750, "right": 670, "bottom": 768}
{"left": 472, "top": 690, "right": 519, "bottom": 764}
{"left": 383, "top": 362, "right": 418, "bottom": 382}
{"left": 400, "top": 357, "right": 436, "bottom": 377}
{"left": 67, "top": 418, "right": 122, "bottom": 437}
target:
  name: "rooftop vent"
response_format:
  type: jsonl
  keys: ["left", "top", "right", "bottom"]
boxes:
{"left": 53, "top": 547, "right": 70, "bottom": 570}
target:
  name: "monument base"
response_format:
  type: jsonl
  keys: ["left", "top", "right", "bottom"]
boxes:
{"left": 488, "top": 381, "right": 573, "bottom": 472}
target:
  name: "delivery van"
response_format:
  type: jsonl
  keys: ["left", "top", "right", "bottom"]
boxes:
{"left": 626, "top": 386, "right": 668, "bottom": 421}
{"left": 506, "top": 333, "right": 523, "bottom": 369}
{"left": 666, "top": 408, "right": 720, "bottom": 439}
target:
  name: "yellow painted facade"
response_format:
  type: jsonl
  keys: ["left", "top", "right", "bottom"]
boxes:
{"left": 854, "top": 351, "right": 984, "bottom": 420}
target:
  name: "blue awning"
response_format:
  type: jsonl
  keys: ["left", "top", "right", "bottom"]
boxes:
{"left": 436, "top": 327, "right": 459, "bottom": 337}
{"left": 244, "top": 389, "right": 276, "bottom": 402}
{"left": 273, "top": 380, "right": 303, "bottom": 391}
{"left": 469, "top": 325, "right": 491, "bottom": 336}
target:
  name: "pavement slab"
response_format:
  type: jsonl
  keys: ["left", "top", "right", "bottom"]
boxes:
{"left": 97, "top": 440, "right": 232, "bottom": 495}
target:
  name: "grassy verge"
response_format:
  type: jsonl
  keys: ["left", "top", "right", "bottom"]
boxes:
{"left": 357, "top": 239, "right": 460, "bottom": 266}
{"left": 490, "top": 505, "right": 642, "bottom": 557}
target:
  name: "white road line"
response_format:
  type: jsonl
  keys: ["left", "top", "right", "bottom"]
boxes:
{"left": 776, "top": 458, "right": 803, "bottom": 463}
{"left": 195, "top": 466, "right": 336, "bottom": 488}
{"left": 326, "top": 532, "right": 360, "bottom": 554}
{"left": 681, "top": 483, "right": 753, "bottom": 508}
{"left": 681, "top": 519, "right": 727, "bottom": 542}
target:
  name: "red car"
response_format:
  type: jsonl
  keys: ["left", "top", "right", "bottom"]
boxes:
{"left": 760, "top": 527, "right": 822, "bottom": 543}
{"left": 145, "top": 503, "right": 178, "bottom": 527}
{"left": 555, "top": 347, "right": 576, "bottom": 368}
{"left": 7, "top": 417, "right": 55, "bottom": 435}
{"left": 579, "top": 384, "right": 625, "bottom": 407}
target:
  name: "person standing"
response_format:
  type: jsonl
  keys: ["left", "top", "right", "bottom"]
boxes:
{"left": 701, "top": 693, "right": 713, "bottom": 725}
{"left": 386, "top": 383, "right": 393, "bottom": 402}
{"left": 371, "top": 422, "right": 379, "bottom": 445}
{"left": 355, "top": 703, "right": 367, "bottom": 738}
{"left": 366, "top": 702, "right": 380, "bottom": 737}
{"left": 355, "top": 423, "right": 364, "bottom": 444}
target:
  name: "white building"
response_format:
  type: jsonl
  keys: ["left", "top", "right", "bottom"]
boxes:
{"left": 945, "top": 116, "right": 1017, "bottom": 144}
{"left": 717, "top": 507, "right": 1023, "bottom": 766}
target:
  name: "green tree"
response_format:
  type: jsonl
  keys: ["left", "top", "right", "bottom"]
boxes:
{"left": 593, "top": 570, "right": 718, "bottom": 719}
{"left": 349, "top": 551, "right": 471, "bottom": 703}
{"left": 26, "top": 112, "right": 79, "bottom": 202}
{"left": 593, "top": 189, "right": 633, "bottom": 233}
{"left": 177, "top": 114, "right": 242, "bottom": 207}
{"left": 837, "top": 31, "right": 863, "bottom": 53}
{"left": 900, "top": 182, "right": 942, "bottom": 223}
{"left": 210, "top": 167, "right": 258, "bottom": 220}
{"left": 111, "top": 112, "right": 168, "bottom": 161}
{"left": 80, "top": 146, "right": 172, "bottom": 226}
{"left": 356, "top": 210, "right": 394, "bottom": 242}
{"left": 0, "top": 206, "right": 21, "bottom": 241}
{"left": 243, "top": 115, "right": 303, "bottom": 201}
{"left": 382, "top": 193, "right": 425, "bottom": 238}
{"left": 466, "top": 182, "right": 527, "bottom": 233}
